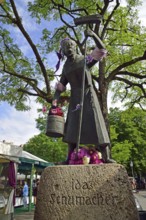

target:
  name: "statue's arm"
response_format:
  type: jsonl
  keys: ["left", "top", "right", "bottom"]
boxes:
{"left": 85, "top": 30, "right": 107, "bottom": 68}
{"left": 52, "top": 72, "right": 68, "bottom": 106}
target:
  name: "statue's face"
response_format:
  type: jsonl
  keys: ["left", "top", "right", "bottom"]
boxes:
{"left": 61, "top": 39, "right": 76, "bottom": 57}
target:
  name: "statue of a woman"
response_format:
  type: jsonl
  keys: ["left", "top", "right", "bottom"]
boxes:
{"left": 53, "top": 30, "right": 114, "bottom": 164}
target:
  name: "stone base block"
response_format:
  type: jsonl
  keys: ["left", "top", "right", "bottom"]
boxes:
{"left": 34, "top": 164, "right": 139, "bottom": 220}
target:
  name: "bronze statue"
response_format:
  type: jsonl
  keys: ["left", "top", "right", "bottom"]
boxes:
{"left": 52, "top": 30, "right": 114, "bottom": 163}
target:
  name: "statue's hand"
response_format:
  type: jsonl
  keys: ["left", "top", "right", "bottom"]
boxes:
{"left": 52, "top": 99, "right": 57, "bottom": 107}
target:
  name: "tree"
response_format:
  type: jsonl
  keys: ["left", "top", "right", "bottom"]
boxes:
{"left": 1, "top": 0, "right": 146, "bottom": 133}
{"left": 24, "top": 133, "right": 68, "bottom": 162}
{"left": 109, "top": 107, "right": 146, "bottom": 175}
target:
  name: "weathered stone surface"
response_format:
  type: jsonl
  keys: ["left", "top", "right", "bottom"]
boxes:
{"left": 34, "top": 164, "right": 139, "bottom": 220}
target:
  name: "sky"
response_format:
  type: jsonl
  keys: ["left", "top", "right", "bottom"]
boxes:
{"left": 0, "top": 0, "right": 146, "bottom": 145}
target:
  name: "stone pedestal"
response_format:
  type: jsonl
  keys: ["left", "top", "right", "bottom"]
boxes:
{"left": 34, "top": 164, "right": 139, "bottom": 220}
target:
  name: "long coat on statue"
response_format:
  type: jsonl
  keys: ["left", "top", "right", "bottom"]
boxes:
{"left": 54, "top": 53, "right": 110, "bottom": 147}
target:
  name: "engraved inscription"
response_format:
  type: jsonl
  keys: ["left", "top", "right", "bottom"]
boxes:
{"left": 49, "top": 193, "right": 117, "bottom": 206}
{"left": 49, "top": 179, "right": 118, "bottom": 206}
{"left": 72, "top": 179, "right": 93, "bottom": 190}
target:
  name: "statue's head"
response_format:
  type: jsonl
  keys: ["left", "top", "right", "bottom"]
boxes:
{"left": 54, "top": 38, "right": 77, "bottom": 73}
{"left": 60, "top": 38, "right": 77, "bottom": 57}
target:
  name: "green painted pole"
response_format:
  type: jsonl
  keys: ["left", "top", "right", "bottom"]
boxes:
{"left": 28, "top": 163, "right": 34, "bottom": 211}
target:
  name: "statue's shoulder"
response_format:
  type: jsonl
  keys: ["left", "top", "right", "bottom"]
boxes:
{"left": 76, "top": 54, "right": 84, "bottom": 61}
{"left": 73, "top": 55, "right": 84, "bottom": 65}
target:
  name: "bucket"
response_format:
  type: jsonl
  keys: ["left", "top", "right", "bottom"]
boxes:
{"left": 46, "top": 115, "right": 65, "bottom": 138}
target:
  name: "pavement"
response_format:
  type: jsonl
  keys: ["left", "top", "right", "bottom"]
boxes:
{"left": 134, "top": 190, "right": 146, "bottom": 211}
{"left": 14, "top": 206, "right": 35, "bottom": 220}
{"left": 13, "top": 190, "right": 146, "bottom": 220}
{"left": 14, "top": 211, "right": 34, "bottom": 220}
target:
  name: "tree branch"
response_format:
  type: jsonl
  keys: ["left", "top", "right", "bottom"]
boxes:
{"left": 51, "top": 0, "right": 88, "bottom": 16}
{"left": 107, "top": 52, "right": 146, "bottom": 82}
{"left": 0, "top": 53, "right": 47, "bottom": 100}
{"left": 101, "top": 0, "right": 120, "bottom": 39}
{"left": 17, "top": 88, "right": 39, "bottom": 96}
{"left": 114, "top": 76, "right": 146, "bottom": 97}
{"left": 9, "top": 0, "right": 51, "bottom": 94}
{"left": 117, "top": 71, "right": 146, "bottom": 79}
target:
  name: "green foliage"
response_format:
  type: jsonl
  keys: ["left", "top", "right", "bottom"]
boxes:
{"left": 110, "top": 107, "right": 146, "bottom": 175}
{"left": 1, "top": 0, "right": 146, "bottom": 111}
{"left": 24, "top": 133, "right": 68, "bottom": 163}
{"left": 1, "top": 1, "right": 146, "bottom": 169}
{"left": 111, "top": 140, "right": 133, "bottom": 165}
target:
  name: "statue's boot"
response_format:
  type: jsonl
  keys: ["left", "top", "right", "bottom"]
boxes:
{"left": 66, "top": 143, "right": 76, "bottom": 164}
{"left": 100, "top": 145, "right": 116, "bottom": 163}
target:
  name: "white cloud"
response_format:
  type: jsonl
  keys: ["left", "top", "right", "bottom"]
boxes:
{"left": 5, "top": 0, "right": 43, "bottom": 57}
{"left": 137, "top": 1, "right": 146, "bottom": 26}
{"left": 0, "top": 100, "right": 40, "bottom": 145}
{"left": 15, "top": 0, "right": 38, "bottom": 32}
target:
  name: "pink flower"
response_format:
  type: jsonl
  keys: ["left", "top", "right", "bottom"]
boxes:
{"left": 90, "top": 152, "right": 98, "bottom": 163}
{"left": 69, "top": 146, "right": 104, "bottom": 165}
{"left": 42, "top": 106, "right": 47, "bottom": 113}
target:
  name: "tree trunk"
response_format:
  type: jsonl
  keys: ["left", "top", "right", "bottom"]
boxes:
{"left": 98, "top": 61, "right": 110, "bottom": 136}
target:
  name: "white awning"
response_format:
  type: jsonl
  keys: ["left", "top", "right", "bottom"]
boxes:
{"left": 0, "top": 141, "right": 22, "bottom": 163}
{"left": 20, "top": 151, "right": 48, "bottom": 163}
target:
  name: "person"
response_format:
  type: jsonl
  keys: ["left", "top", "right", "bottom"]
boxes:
{"left": 36, "top": 179, "right": 40, "bottom": 193}
{"left": 32, "top": 180, "right": 37, "bottom": 205}
{"left": 52, "top": 29, "right": 114, "bottom": 164}
{"left": 22, "top": 181, "right": 28, "bottom": 208}
{"left": 33, "top": 179, "right": 39, "bottom": 205}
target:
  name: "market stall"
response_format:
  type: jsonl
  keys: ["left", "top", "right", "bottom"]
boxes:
{"left": 0, "top": 141, "right": 22, "bottom": 220}
{"left": 0, "top": 140, "right": 54, "bottom": 215}
{"left": 16, "top": 150, "right": 54, "bottom": 211}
